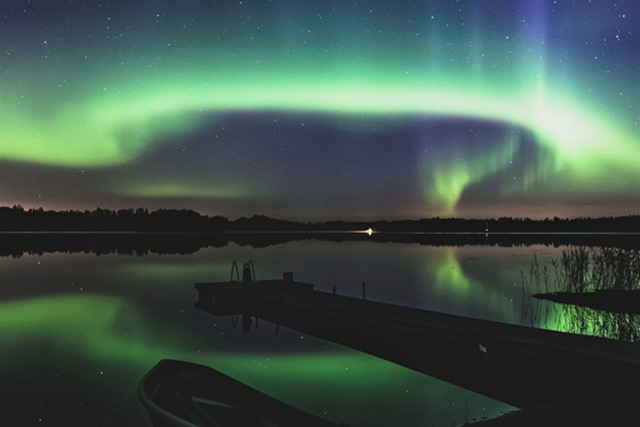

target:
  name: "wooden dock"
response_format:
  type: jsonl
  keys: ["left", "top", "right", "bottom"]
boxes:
{"left": 195, "top": 273, "right": 640, "bottom": 409}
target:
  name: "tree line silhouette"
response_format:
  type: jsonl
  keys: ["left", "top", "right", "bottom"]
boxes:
{"left": 1, "top": 205, "right": 638, "bottom": 233}
{"left": 3, "top": 230, "right": 639, "bottom": 259}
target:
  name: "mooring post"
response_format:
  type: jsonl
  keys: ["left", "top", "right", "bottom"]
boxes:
{"left": 283, "top": 272, "right": 293, "bottom": 285}
{"left": 242, "top": 263, "right": 252, "bottom": 289}
{"left": 362, "top": 281, "right": 366, "bottom": 300}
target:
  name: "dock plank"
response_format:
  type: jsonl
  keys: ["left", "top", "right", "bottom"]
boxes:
{"left": 195, "top": 277, "right": 640, "bottom": 409}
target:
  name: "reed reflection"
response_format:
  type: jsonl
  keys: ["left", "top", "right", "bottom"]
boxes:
{"left": 523, "top": 247, "right": 640, "bottom": 342}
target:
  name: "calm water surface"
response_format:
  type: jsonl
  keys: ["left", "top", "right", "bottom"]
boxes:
{"left": 0, "top": 237, "right": 602, "bottom": 426}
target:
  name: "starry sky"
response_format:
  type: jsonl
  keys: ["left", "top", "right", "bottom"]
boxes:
{"left": 1, "top": 0, "right": 639, "bottom": 221}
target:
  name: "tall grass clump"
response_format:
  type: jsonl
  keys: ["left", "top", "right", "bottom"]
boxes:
{"left": 550, "top": 246, "right": 639, "bottom": 294}
{"left": 522, "top": 246, "right": 640, "bottom": 342}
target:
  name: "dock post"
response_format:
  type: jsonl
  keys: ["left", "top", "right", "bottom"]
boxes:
{"left": 242, "top": 263, "right": 252, "bottom": 289}
{"left": 362, "top": 281, "right": 366, "bottom": 300}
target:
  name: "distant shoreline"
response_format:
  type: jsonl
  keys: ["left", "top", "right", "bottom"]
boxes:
{"left": 2, "top": 229, "right": 639, "bottom": 258}
{"left": 2, "top": 230, "right": 639, "bottom": 235}
{"left": 1, "top": 206, "right": 638, "bottom": 234}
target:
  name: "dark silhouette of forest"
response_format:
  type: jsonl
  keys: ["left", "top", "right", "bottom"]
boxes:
{"left": 1, "top": 206, "right": 638, "bottom": 257}
{"left": 3, "top": 232, "right": 638, "bottom": 259}
{"left": 1, "top": 205, "right": 638, "bottom": 233}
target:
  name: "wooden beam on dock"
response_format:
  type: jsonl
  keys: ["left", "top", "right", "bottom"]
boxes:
{"left": 194, "top": 274, "right": 640, "bottom": 409}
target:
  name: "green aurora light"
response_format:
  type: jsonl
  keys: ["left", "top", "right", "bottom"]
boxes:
{"left": 1, "top": 1, "right": 638, "bottom": 217}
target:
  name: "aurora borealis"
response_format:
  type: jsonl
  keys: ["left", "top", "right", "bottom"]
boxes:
{"left": 1, "top": 1, "right": 638, "bottom": 220}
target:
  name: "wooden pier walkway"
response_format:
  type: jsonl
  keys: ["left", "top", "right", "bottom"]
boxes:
{"left": 195, "top": 273, "right": 640, "bottom": 410}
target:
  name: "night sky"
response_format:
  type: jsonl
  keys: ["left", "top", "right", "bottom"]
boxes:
{"left": 1, "top": 1, "right": 638, "bottom": 221}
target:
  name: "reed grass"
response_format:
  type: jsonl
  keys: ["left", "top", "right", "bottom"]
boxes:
{"left": 522, "top": 246, "right": 640, "bottom": 342}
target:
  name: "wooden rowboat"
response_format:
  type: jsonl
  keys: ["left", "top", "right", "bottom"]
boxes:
{"left": 139, "top": 359, "right": 347, "bottom": 427}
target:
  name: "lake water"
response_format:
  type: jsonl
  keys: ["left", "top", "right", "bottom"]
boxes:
{"left": 1, "top": 235, "right": 634, "bottom": 426}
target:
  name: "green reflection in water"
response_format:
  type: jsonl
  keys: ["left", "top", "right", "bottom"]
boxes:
{"left": 424, "top": 247, "right": 522, "bottom": 324}
{"left": 530, "top": 300, "right": 640, "bottom": 343}
{"left": 0, "top": 293, "right": 386, "bottom": 372}
{"left": 1, "top": 294, "right": 510, "bottom": 425}
{"left": 112, "top": 260, "right": 231, "bottom": 284}
{"left": 435, "top": 249, "right": 472, "bottom": 293}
